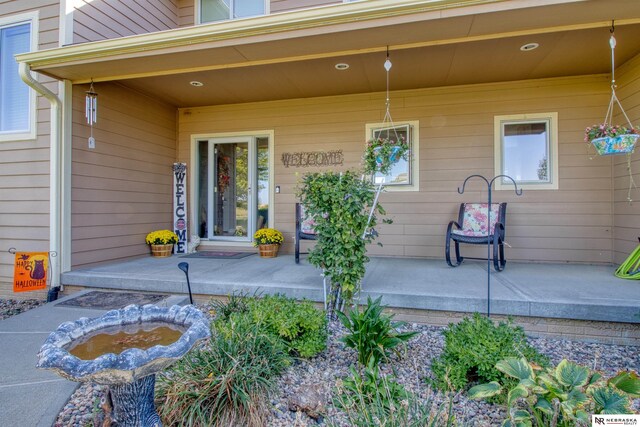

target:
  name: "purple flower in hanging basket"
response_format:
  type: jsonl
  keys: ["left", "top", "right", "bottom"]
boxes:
{"left": 585, "top": 123, "right": 638, "bottom": 143}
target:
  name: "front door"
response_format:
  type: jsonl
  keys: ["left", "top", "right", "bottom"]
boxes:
{"left": 196, "top": 136, "right": 270, "bottom": 242}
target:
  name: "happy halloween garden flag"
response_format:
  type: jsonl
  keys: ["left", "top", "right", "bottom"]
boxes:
{"left": 13, "top": 252, "right": 48, "bottom": 292}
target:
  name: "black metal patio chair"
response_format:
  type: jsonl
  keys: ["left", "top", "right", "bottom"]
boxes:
{"left": 295, "top": 203, "right": 317, "bottom": 264}
{"left": 445, "top": 202, "right": 508, "bottom": 271}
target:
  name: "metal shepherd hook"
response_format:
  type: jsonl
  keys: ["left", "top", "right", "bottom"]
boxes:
{"left": 457, "top": 174, "right": 522, "bottom": 317}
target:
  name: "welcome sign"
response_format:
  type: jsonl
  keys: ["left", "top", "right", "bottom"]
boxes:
{"left": 173, "top": 163, "right": 188, "bottom": 254}
{"left": 13, "top": 252, "right": 48, "bottom": 293}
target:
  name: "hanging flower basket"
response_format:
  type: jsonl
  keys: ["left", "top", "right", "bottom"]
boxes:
{"left": 364, "top": 137, "right": 409, "bottom": 175}
{"left": 590, "top": 134, "right": 639, "bottom": 156}
{"left": 585, "top": 124, "right": 638, "bottom": 156}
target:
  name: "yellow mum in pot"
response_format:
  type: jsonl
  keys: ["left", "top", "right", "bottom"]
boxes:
{"left": 145, "top": 230, "right": 178, "bottom": 245}
{"left": 253, "top": 228, "right": 284, "bottom": 246}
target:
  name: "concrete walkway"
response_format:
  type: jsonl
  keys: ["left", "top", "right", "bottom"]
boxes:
{"left": 0, "top": 291, "right": 186, "bottom": 427}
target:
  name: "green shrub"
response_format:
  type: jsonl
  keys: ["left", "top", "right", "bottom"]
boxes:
{"left": 430, "top": 313, "right": 548, "bottom": 393}
{"left": 331, "top": 360, "right": 465, "bottom": 427}
{"left": 338, "top": 295, "right": 418, "bottom": 367}
{"left": 245, "top": 294, "right": 327, "bottom": 358}
{"left": 469, "top": 357, "right": 640, "bottom": 426}
{"left": 155, "top": 316, "right": 290, "bottom": 427}
{"left": 213, "top": 293, "right": 327, "bottom": 358}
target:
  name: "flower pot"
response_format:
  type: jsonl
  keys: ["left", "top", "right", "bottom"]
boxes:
{"left": 150, "top": 244, "right": 173, "bottom": 258}
{"left": 590, "top": 134, "right": 639, "bottom": 156}
{"left": 258, "top": 244, "right": 280, "bottom": 258}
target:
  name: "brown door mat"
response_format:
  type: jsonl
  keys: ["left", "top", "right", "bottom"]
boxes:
{"left": 56, "top": 291, "right": 168, "bottom": 310}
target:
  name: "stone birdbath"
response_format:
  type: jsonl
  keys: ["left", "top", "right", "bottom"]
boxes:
{"left": 37, "top": 304, "right": 210, "bottom": 426}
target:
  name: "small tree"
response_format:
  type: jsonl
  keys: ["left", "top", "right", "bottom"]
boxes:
{"left": 298, "top": 170, "right": 386, "bottom": 314}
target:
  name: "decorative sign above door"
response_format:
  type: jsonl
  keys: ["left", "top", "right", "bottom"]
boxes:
{"left": 281, "top": 150, "right": 343, "bottom": 168}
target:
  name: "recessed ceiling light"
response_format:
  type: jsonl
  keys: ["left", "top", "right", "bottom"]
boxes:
{"left": 520, "top": 43, "right": 539, "bottom": 52}
{"left": 335, "top": 63, "right": 350, "bottom": 70}
{"left": 190, "top": 81, "right": 204, "bottom": 87}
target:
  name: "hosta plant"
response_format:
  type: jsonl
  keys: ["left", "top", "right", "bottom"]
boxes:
{"left": 337, "top": 295, "right": 418, "bottom": 367}
{"left": 468, "top": 357, "right": 640, "bottom": 427}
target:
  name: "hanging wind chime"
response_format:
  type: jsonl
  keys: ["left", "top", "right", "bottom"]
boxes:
{"left": 85, "top": 80, "right": 98, "bottom": 149}
{"left": 585, "top": 22, "right": 638, "bottom": 202}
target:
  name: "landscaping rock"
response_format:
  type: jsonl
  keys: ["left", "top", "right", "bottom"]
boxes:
{"left": 287, "top": 384, "right": 326, "bottom": 419}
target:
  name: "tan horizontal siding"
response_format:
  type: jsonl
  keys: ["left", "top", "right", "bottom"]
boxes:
{"left": 270, "top": 0, "right": 341, "bottom": 14}
{"left": 0, "top": 1, "right": 59, "bottom": 298}
{"left": 177, "top": 0, "right": 194, "bottom": 27}
{"left": 72, "top": 0, "right": 179, "bottom": 44}
{"left": 179, "top": 74, "right": 617, "bottom": 264}
{"left": 71, "top": 82, "right": 177, "bottom": 268}
{"left": 613, "top": 53, "right": 640, "bottom": 265}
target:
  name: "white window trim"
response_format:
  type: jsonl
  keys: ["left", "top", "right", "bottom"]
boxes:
{"left": 0, "top": 11, "right": 38, "bottom": 142}
{"left": 365, "top": 120, "right": 419, "bottom": 192}
{"left": 196, "top": 0, "right": 270, "bottom": 25}
{"left": 494, "top": 112, "right": 558, "bottom": 191}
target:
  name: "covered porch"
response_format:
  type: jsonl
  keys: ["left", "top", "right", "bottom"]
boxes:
{"left": 61, "top": 255, "right": 640, "bottom": 345}
{"left": 13, "top": 0, "right": 640, "bottom": 284}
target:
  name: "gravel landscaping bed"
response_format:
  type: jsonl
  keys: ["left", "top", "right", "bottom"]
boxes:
{"left": 2, "top": 298, "right": 636, "bottom": 426}
{"left": 0, "top": 298, "right": 46, "bottom": 320}
{"left": 55, "top": 319, "right": 640, "bottom": 426}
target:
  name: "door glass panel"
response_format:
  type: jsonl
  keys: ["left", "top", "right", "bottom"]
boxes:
{"left": 214, "top": 142, "right": 249, "bottom": 238}
{"left": 197, "top": 141, "right": 209, "bottom": 238}
{"left": 256, "top": 137, "right": 269, "bottom": 230}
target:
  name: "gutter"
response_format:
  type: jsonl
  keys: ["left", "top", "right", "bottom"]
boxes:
{"left": 19, "top": 63, "right": 63, "bottom": 293}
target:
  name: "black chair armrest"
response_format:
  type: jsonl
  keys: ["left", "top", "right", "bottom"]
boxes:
{"left": 447, "top": 220, "right": 461, "bottom": 234}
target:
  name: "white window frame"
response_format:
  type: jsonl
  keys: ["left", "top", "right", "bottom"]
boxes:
{"left": 0, "top": 11, "right": 38, "bottom": 142}
{"left": 365, "top": 120, "right": 419, "bottom": 192}
{"left": 196, "top": 0, "right": 269, "bottom": 24}
{"left": 494, "top": 112, "right": 558, "bottom": 191}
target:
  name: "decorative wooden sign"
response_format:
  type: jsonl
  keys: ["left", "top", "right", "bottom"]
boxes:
{"left": 173, "top": 163, "right": 188, "bottom": 254}
{"left": 281, "top": 150, "right": 343, "bottom": 168}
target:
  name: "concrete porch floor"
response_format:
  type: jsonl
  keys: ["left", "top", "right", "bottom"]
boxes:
{"left": 61, "top": 255, "right": 640, "bottom": 325}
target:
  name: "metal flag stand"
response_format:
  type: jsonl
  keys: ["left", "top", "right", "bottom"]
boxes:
{"left": 7, "top": 247, "right": 59, "bottom": 301}
{"left": 456, "top": 175, "right": 522, "bottom": 317}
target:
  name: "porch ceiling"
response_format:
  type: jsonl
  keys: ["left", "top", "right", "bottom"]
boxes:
{"left": 20, "top": 0, "right": 640, "bottom": 107}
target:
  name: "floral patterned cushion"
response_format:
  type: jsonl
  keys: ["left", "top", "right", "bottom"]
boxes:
{"left": 452, "top": 203, "right": 501, "bottom": 237}
{"left": 299, "top": 205, "right": 317, "bottom": 235}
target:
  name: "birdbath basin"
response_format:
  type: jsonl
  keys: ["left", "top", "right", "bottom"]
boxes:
{"left": 37, "top": 304, "right": 210, "bottom": 426}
